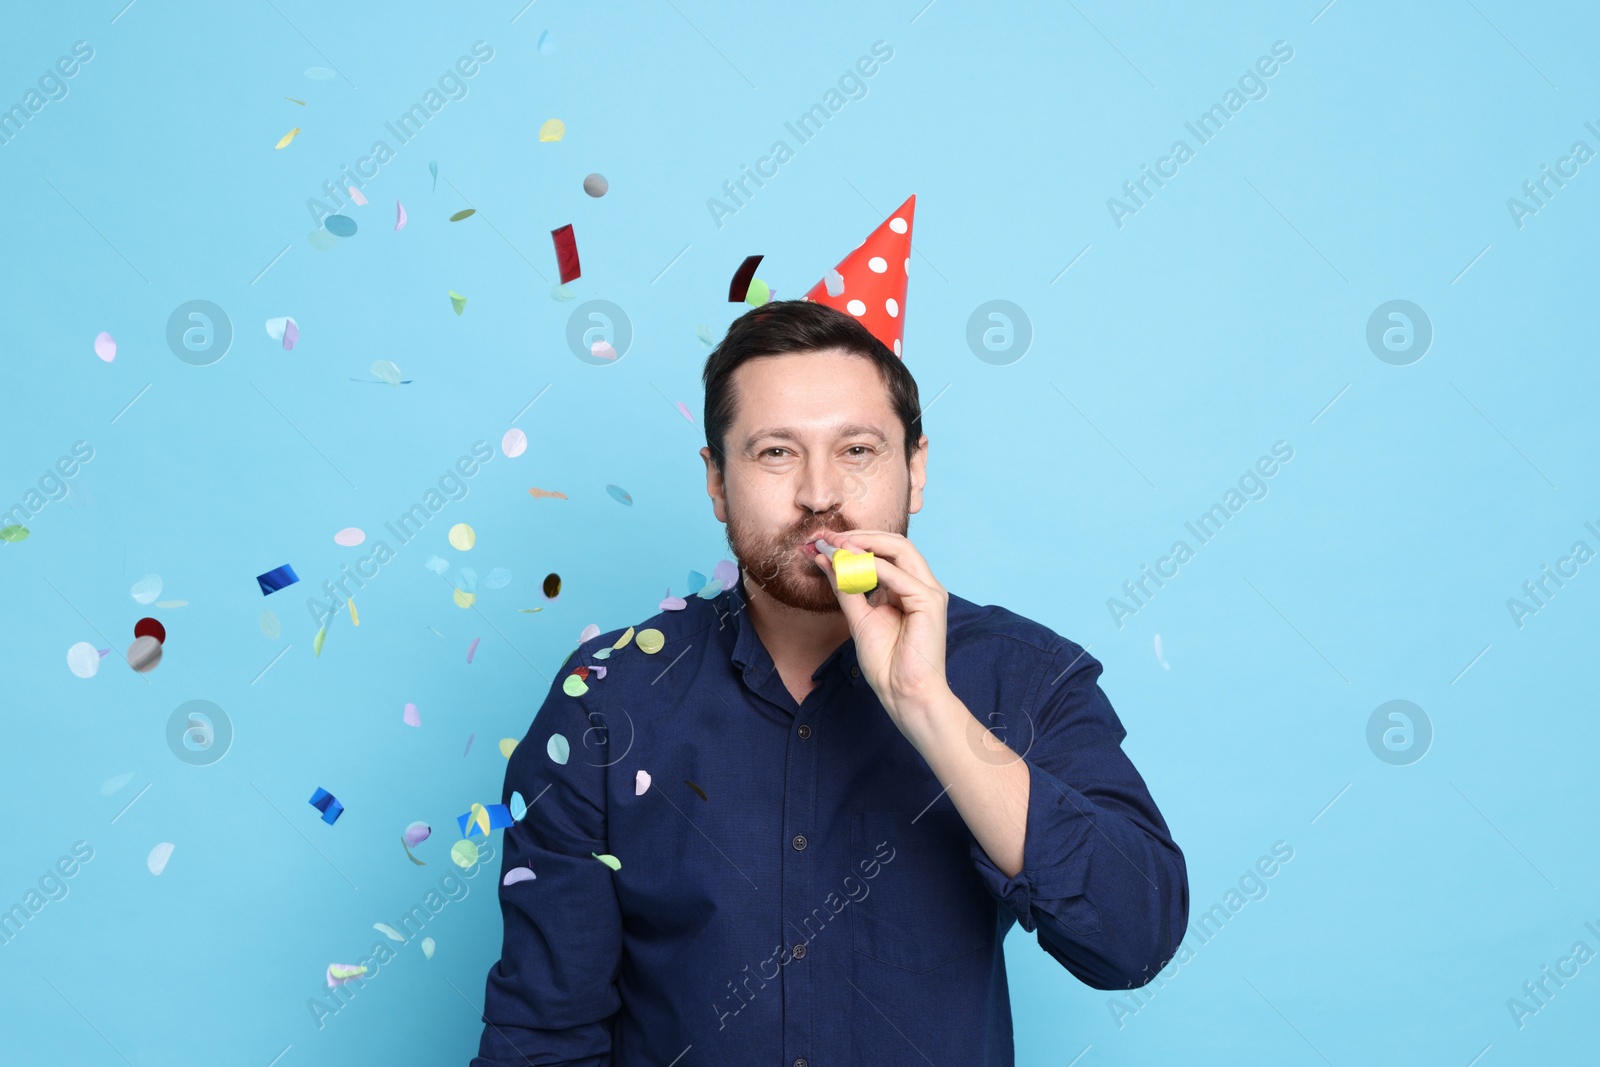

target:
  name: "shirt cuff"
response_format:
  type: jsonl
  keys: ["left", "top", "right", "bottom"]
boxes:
{"left": 968, "top": 757, "right": 1101, "bottom": 935}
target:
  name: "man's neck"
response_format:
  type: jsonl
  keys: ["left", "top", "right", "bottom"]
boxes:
{"left": 740, "top": 573, "right": 851, "bottom": 676}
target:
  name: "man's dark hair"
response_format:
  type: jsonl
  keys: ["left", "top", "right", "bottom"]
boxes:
{"left": 701, "top": 299, "right": 923, "bottom": 476}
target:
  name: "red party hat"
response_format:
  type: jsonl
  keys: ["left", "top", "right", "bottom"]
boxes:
{"left": 802, "top": 194, "right": 915, "bottom": 358}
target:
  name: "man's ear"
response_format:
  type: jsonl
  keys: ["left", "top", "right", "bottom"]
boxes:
{"left": 908, "top": 434, "right": 929, "bottom": 516}
{"left": 701, "top": 447, "right": 729, "bottom": 524}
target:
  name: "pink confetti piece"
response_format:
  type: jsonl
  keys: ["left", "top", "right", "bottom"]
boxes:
{"left": 463, "top": 733, "right": 475, "bottom": 757}
{"left": 590, "top": 340, "right": 616, "bottom": 361}
{"left": 94, "top": 331, "right": 116, "bottom": 362}
{"left": 334, "top": 527, "right": 365, "bottom": 547}
{"left": 395, "top": 199, "right": 407, "bottom": 231}
{"left": 403, "top": 702, "right": 420, "bottom": 727}
{"left": 348, "top": 185, "right": 368, "bottom": 206}
{"left": 466, "top": 637, "right": 480, "bottom": 663}
{"left": 674, "top": 401, "right": 694, "bottom": 423}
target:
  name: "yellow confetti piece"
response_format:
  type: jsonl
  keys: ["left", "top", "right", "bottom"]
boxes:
{"left": 349, "top": 598, "right": 360, "bottom": 626}
{"left": 562, "top": 673, "right": 588, "bottom": 697}
{"left": 286, "top": 96, "right": 306, "bottom": 105}
{"left": 451, "top": 839, "right": 479, "bottom": 868}
{"left": 453, "top": 588, "right": 476, "bottom": 609}
{"left": 329, "top": 963, "right": 366, "bottom": 981}
{"left": 613, "top": 627, "right": 635, "bottom": 650}
{"left": 313, "top": 626, "right": 326, "bottom": 657}
{"left": 538, "top": 118, "right": 565, "bottom": 142}
{"left": 276, "top": 127, "right": 301, "bottom": 149}
{"left": 499, "top": 738, "right": 517, "bottom": 758}
{"left": 449, "top": 290, "right": 467, "bottom": 315}
{"left": 470, "top": 803, "right": 491, "bottom": 836}
{"left": 637, "top": 628, "right": 665, "bottom": 654}
{"left": 449, "top": 522, "right": 476, "bottom": 550}
{"left": 591, "top": 852, "right": 621, "bottom": 871}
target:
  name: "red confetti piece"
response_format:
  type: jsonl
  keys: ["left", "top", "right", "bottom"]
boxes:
{"left": 728, "top": 255, "right": 763, "bottom": 302}
{"left": 551, "top": 224, "right": 580, "bottom": 284}
{"left": 134, "top": 617, "right": 166, "bottom": 644}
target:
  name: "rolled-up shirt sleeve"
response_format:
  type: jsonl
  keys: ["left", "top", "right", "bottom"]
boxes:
{"left": 472, "top": 644, "right": 623, "bottom": 1067}
{"left": 968, "top": 639, "right": 1189, "bottom": 991}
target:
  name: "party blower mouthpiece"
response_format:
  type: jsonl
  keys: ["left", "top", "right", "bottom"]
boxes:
{"left": 812, "top": 538, "right": 878, "bottom": 595}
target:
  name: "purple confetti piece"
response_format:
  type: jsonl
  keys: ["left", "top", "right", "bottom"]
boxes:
{"left": 466, "top": 637, "right": 480, "bottom": 664}
{"left": 463, "top": 733, "right": 475, "bottom": 757}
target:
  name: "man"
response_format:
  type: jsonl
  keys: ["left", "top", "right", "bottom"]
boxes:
{"left": 473, "top": 203, "right": 1187, "bottom": 1066}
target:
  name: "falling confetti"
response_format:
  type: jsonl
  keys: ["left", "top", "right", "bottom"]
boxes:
{"left": 425, "top": 556, "right": 449, "bottom": 575}
{"left": 265, "top": 317, "right": 299, "bottom": 350}
{"left": 745, "top": 279, "right": 771, "bottom": 307}
{"left": 286, "top": 96, "right": 306, "bottom": 105}
{"left": 348, "top": 186, "right": 367, "bottom": 206}
{"left": 0, "top": 524, "right": 27, "bottom": 542}
{"left": 547, "top": 733, "right": 570, "bottom": 764}
{"left": 450, "top": 840, "right": 479, "bottom": 868}
{"left": 484, "top": 568, "right": 512, "bottom": 589}
{"left": 260, "top": 610, "right": 281, "bottom": 639}
{"left": 696, "top": 324, "right": 715, "bottom": 347}
{"left": 729, "top": 255, "right": 763, "bottom": 302}
{"left": 101, "top": 772, "right": 133, "bottom": 795}
{"left": 313, "top": 626, "right": 326, "bottom": 657}
{"left": 528, "top": 487, "right": 569, "bottom": 500}
{"left": 1154, "top": 633, "right": 1171, "bottom": 671}
{"left": 466, "top": 637, "right": 480, "bottom": 663}
{"left": 448, "top": 523, "right": 476, "bottom": 551}
{"left": 403, "top": 703, "right": 420, "bottom": 727}
{"left": 453, "top": 589, "right": 476, "bottom": 609}
{"left": 275, "top": 127, "right": 301, "bottom": 150}
{"left": 131, "top": 574, "right": 162, "bottom": 604}
{"left": 348, "top": 598, "right": 359, "bottom": 626}
{"left": 503, "top": 867, "right": 536, "bottom": 886}
{"left": 502, "top": 428, "right": 527, "bottom": 458}
{"left": 448, "top": 290, "right": 467, "bottom": 315}
{"left": 334, "top": 527, "right": 365, "bottom": 547}
{"left": 542, "top": 573, "right": 562, "bottom": 598}
{"left": 133, "top": 617, "right": 166, "bottom": 644}
{"left": 309, "top": 787, "right": 344, "bottom": 824}
{"left": 824, "top": 268, "right": 845, "bottom": 297}
{"left": 449, "top": 208, "right": 476, "bottom": 222}
{"left": 324, "top": 214, "right": 357, "bottom": 237}
{"left": 306, "top": 67, "right": 335, "bottom": 80}
{"left": 583, "top": 173, "right": 608, "bottom": 197}
{"left": 510, "top": 792, "right": 528, "bottom": 820}
{"left": 94, "top": 331, "right": 116, "bottom": 362}
{"left": 326, "top": 964, "right": 366, "bottom": 987}
{"left": 147, "top": 842, "right": 175, "bottom": 876}
{"left": 550, "top": 224, "right": 580, "bottom": 283}
{"left": 591, "top": 852, "right": 621, "bottom": 871}
{"left": 536, "top": 30, "right": 555, "bottom": 54}
{"left": 370, "top": 359, "right": 404, "bottom": 386}
{"left": 67, "top": 641, "right": 99, "bottom": 678}
{"left": 463, "top": 733, "right": 475, "bottom": 757}
{"left": 126, "top": 635, "right": 162, "bottom": 673}
{"left": 635, "top": 770, "right": 652, "bottom": 795}
{"left": 395, "top": 199, "right": 407, "bottom": 230}
{"left": 590, "top": 341, "right": 617, "bottom": 361}
{"left": 538, "top": 118, "right": 565, "bottom": 142}
{"left": 605, "top": 485, "right": 632, "bottom": 506}
{"left": 404, "top": 821, "right": 431, "bottom": 847}
{"left": 429, "top": 160, "right": 438, "bottom": 190}
{"left": 674, "top": 402, "right": 694, "bottom": 423}
{"left": 374, "top": 923, "right": 405, "bottom": 943}
{"left": 637, "top": 629, "right": 665, "bottom": 655}
{"left": 308, "top": 229, "right": 336, "bottom": 251}
{"left": 685, "top": 779, "right": 707, "bottom": 801}
{"left": 550, "top": 284, "right": 575, "bottom": 302}
{"left": 499, "top": 738, "right": 517, "bottom": 758}
{"left": 257, "top": 565, "right": 300, "bottom": 595}
{"left": 562, "top": 673, "right": 588, "bottom": 697}
{"left": 421, "top": 938, "right": 436, "bottom": 960}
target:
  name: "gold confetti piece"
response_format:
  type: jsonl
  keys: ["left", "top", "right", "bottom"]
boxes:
{"left": 613, "top": 627, "right": 635, "bottom": 650}
{"left": 453, "top": 588, "right": 476, "bottom": 609}
{"left": 636, "top": 628, "right": 665, "bottom": 654}
{"left": 562, "top": 674, "right": 588, "bottom": 697}
{"left": 448, "top": 523, "right": 476, "bottom": 550}
{"left": 685, "top": 779, "right": 707, "bottom": 801}
{"left": 449, "top": 208, "right": 476, "bottom": 222}
{"left": 538, "top": 118, "right": 565, "bottom": 142}
{"left": 591, "top": 852, "right": 621, "bottom": 871}
{"left": 349, "top": 598, "right": 359, "bottom": 626}
{"left": 313, "top": 626, "right": 326, "bottom": 657}
{"left": 276, "top": 127, "right": 301, "bottom": 149}
{"left": 528, "top": 487, "right": 570, "bottom": 500}
{"left": 286, "top": 96, "right": 306, "bottom": 105}
{"left": 499, "top": 738, "right": 517, "bottom": 758}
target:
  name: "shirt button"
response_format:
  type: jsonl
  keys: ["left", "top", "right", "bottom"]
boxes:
{"left": 850, "top": 666, "right": 860, "bottom": 678}
{"left": 791, "top": 833, "right": 807, "bottom": 851}
{"left": 797, "top": 724, "right": 812, "bottom": 740}
{"left": 792, "top": 943, "right": 806, "bottom": 959}
{"left": 794, "top": 1060, "right": 808, "bottom": 1067}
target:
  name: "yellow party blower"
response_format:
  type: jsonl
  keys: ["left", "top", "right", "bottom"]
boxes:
{"left": 812, "top": 538, "right": 878, "bottom": 595}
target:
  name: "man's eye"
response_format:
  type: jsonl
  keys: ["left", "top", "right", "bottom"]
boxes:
{"left": 763, "top": 448, "right": 788, "bottom": 458}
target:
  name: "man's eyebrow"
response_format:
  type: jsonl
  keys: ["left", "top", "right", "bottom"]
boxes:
{"left": 743, "top": 424, "right": 889, "bottom": 453}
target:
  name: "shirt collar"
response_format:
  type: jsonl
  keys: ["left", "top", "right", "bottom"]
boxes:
{"left": 724, "top": 565, "right": 860, "bottom": 684}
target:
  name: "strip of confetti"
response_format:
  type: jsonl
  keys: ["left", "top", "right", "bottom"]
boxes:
{"left": 551, "top": 224, "right": 580, "bottom": 283}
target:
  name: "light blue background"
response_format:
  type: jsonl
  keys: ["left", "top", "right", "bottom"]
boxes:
{"left": 2, "top": 1, "right": 1596, "bottom": 1064}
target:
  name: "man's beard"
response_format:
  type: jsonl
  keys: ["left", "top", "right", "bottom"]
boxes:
{"left": 725, "top": 486, "right": 910, "bottom": 615}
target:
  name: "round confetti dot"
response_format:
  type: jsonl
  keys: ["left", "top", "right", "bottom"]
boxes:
{"left": 744, "top": 279, "right": 771, "bottom": 307}
{"left": 867, "top": 256, "right": 887, "bottom": 273}
{"left": 538, "top": 117, "right": 565, "bottom": 142}
{"left": 448, "top": 523, "right": 476, "bottom": 551}
{"left": 450, "top": 840, "right": 480, "bottom": 868}
{"left": 134, "top": 617, "right": 166, "bottom": 644}
{"left": 583, "top": 173, "right": 608, "bottom": 197}
{"left": 260, "top": 610, "right": 281, "bottom": 639}
{"left": 562, "top": 673, "right": 589, "bottom": 697}
{"left": 67, "top": 641, "right": 100, "bottom": 679}
{"left": 404, "top": 821, "right": 431, "bottom": 846}
{"left": 453, "top": 588, "right": 476, "bottom": 609}
{"left": 94, "top": 331, "right": 116, "bottom": 362}
{"left": 846, "top": 299, "right": 866, "bottom": 316}
{"left": 334, "top": 527, "right": 365, "bottom": 547}
{"left": 131, "top": 574, "right": 162, "bottom": 604}
{"left": 547, "top": 733, "right": 570, "bottom": 764}
{"left": 502, "top": 428, "right": 527, "bottom": 458}
{"left": 127, "top": 635, "right": 163, "bottom": 673}
{"left": 886, "top": 298, "right": 899, "bottom": 318}
{"left": 542, "top": 573, "right": 562, "bottom": 598}
{"left": 889, "top": 216, "right": 907, "bottom": 234}
{"left": 324, "top": 214, "right": 357, "bottom": 238}
{"left": 591, "top": 341, "right": 617, "bottom": 361}
{"left": 0, "top": 525, "right": 27, "bottom": 543}
{"left": 636, "top": 628, "right": 665, "bottom": 654}
{"left": 499, "top": 738, "right": 517, "bottom": 758}
{"left": 147, "top": 842, "right": 175, "bottom": 876}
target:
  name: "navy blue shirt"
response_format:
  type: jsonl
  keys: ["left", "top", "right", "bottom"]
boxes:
{"left": 473, "top": 568, "right": 1187, "bottom": 1066}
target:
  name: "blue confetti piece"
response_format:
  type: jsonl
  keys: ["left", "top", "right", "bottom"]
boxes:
{"left": 309, "top": 787, "right": 344, "bottom": 825}
{"left": 257, "top": 564, "right": 299, "bottom": 595}
{"left": 324, "top": 214, "right": 357, "bottom": 238}
{"left": 686, "top": 570, "right": 707, "bottom": 595}
{"left": 430, "top": 160, "right": 438, "bottom": 191}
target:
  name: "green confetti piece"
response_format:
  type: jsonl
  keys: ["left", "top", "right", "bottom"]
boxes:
{"left": 313, "top": 626, "right": 326, "bottom": 657}
{"left": 591, "top": 852, "right": 621, "bottom": 871}
{"left": 547, "top": 733, "right": 570, "bottom": 764}
{"left": 451, "top": 839, "right": 479, "bottom": 868}
{"left": 0, "top": 525, "right": 29, "bottom": 543}
{"left": 449, "top": 208, "right": 476, "bottom": 222}
{"left": 449, "top": 290, "right": 467, "bottom": 315}
{"left": 562, "top": 673, "right": 588, "bottom": 697}
{"left": 744, "top": 278, "right": 770, "bottom": 307}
